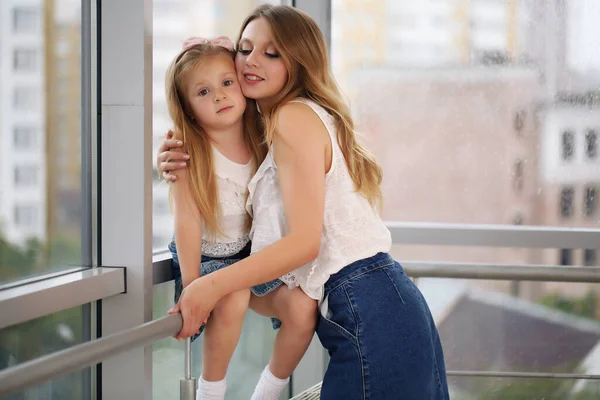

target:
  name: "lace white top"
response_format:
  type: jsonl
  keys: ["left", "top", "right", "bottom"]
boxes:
{"left": 201, "top": 146, "right": 253, "bottom": 258}
{"left": 246, "top": 98, "right": 392, "bottom": 301}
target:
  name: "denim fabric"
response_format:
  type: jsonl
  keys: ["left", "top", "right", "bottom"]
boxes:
{"left": 317, "top": 252, "right": 449, "bottom": 400}
{"left": 169, "top": 240, "right": 283, "bottom": 334}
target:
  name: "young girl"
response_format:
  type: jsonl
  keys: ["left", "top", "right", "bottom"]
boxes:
{"left": 163, "top": 5, "right": 449, "bottom": 400}
{"left": 164, "top": 37, "right": 317, "bottom": 400}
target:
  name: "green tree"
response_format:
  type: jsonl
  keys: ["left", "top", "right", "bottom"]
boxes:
{"left": 0, "top": 235, "right": 41, "bottom": 282}
{"left": 539, "top": 290, "right": 597, "bottom": 320}
{"left": 0, "top": 231, "right": 84, "bottom": 398}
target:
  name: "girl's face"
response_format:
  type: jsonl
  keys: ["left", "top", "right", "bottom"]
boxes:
{"left": 185, "top": 54, "right": 246, "bottom": 130}
{"left": 235, "top": 17, "right": 288, "bottom": 111}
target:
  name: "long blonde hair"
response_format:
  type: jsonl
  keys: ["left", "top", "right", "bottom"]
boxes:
{"left": 238, "top": 5, "right": 383, "bottom": 206}
{"left": 165, "top": 44, "right": 266, "bottom": 237}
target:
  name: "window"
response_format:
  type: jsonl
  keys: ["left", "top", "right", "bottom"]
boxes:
{"left": 560, "top": 187, "right": 574, "bottom": 218}
{"left": 13, "top": 126, "right": 38, "bottom": 150}
{"left": 514, "top": 109, "right": 525, "bottom": 134}
{"left": 13, "top": 86, "right": 38, "bottom": 111}
{"left": 14, "top": 205, "right": 39, "bottom": 228}
{"left": 585, "top": 129, "right": 598, "bottom": 159}
{"left": 14, "top": 165, "right": 39, "bottom": 187}
{"left": 512, "top": 212, "right": 524, "bottom": 225}
{"left": 12, "top": 7, "right": 38, "bottom": 34}
{"left": 585, "top": 186, "right": 597, "bottom": 217}
{"left": 1, "top": 0, "right": 90, "bottom": 395}
{"left": 512, "top": 159, "right": 523, "bottom": 192}
{"left": 13, "top": 48, "right": 38, "bottom": 71}
{"left": 559, "top": 249, "right": 572, "bottom": 266}
{"left": 330, "top": 2, "right": 600, "bottom": 397}
{"left": 1, "top": 0, "right": 86, "bottom": 287}
{"left": 584, "top": 249, "right": 597, "bottom": 266}
{"left": 561, "top": 130, "right": 574, "bottom": 161}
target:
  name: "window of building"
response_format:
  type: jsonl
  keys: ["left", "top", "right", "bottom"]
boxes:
{"left": 585, "top": 186, "right": 597, "bottom": 217}
{"left": 12, "top": 7, "right": 38, "bottom": 34}
{"left": 585, "top": 129, "right": 598, "bottom": 160}
{"left": 559, "top": 249, "right": 572, "bottom": 266}
{"left": 514, "top": 109, "right": 525, "bottom": 134}
{"left": 512, "top": 212, "right": 524, "bottom": 225}
{"left": 13, "top": 126, "right": 38, "bottom": 150}
{"left": 512, "top": 159, "right": 524, "bottom": 192}
{"left": 13, "top": 48, "right": 38, "bottom": 71}
{"left": 14, "top": 165, "right": 39, "bottom": 187}
{"left": 560, "top": 187, "right": 574, "bottom": 218}
{"left": 14, "top": 205, "right": 39, "bottom": 228}
{"left": 13, "top": 86, "right": 38, "bottom": 111}
{"left": 584, "top": 249, "right": 597, "bottom": 267}
{"left": 561, "top": 130, "right": 574, "bottom": 161}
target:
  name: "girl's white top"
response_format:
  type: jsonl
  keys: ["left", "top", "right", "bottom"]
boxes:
{"left": 202, "top": 146, "right": 253, "bottom": 257}
{"left": 246, "top": 98, "right": 391, "bottom": 301}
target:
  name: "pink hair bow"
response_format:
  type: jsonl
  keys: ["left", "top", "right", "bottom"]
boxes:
{"left": 182, "top": 36, "right": 235, "bottom": 52}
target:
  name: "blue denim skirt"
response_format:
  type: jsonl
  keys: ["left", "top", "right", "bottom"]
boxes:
{"left": 317, "top": 252, "right": 449, "bottom": 399}
{"left": 169, "top": 240, "right": 283, "bottom": 341}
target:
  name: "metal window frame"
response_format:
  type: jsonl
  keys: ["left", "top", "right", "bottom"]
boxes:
{"left": 0, "top": 267, "right": 125, "bottom": 330}
{"left": 97, "top": 1, "right": 154, "bottom": 399}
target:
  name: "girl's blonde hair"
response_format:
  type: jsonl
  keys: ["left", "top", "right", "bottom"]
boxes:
{"left": 165, "top": 43, "right": 266, "bottom": 237}
{"left": 238, "top": 5, "right": 383, "bottom": 206}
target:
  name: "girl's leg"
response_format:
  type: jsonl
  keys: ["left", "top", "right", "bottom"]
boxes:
{"left": 202, "top": 288, "right": 250, "bottom": 380}
{"left": 249, "top": 286, "right": 318, "bottom": 399}
{"left": 198, "top": 288, "right": 250, "bottom": 399}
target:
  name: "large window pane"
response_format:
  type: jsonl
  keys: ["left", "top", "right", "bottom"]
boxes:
{"left": 415, "top": 276, "right": 600, "bottom": 399}
{"left": 0, "top": 0, "right": 88, "bottom": 284}
{"left": 332, "top": 0, "right": 600, "bottom": 396}
{"left": 0, "top": 305, "right": 91, "bottom": 399}
{"left": 331, "top": 0, "right": 600, "bottom": 230}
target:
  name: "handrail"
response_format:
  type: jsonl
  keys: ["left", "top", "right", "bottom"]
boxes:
{"left": 152, "top": 222, "right": 600, "bottom": 285}
{"left": 403, "top": 262, "right": 600, "bottom": 282}
{"left": 153, "top": 258, "right": 600, "bottom": 286}
{"left": 386, "top": 221, "right": 600, "bottom": 248}
{"left": 3, "top": 311, "right": 600, "bottom": 398}
{"left": 0, "top": 314, "right": 182, "bottom": 397}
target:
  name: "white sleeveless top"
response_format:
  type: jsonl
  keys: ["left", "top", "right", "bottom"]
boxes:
{"left": 201, "top": 146, "right": 253, "bottom": 258}
{"left": 246, "top": 98, "right": 391, "bottom": 301}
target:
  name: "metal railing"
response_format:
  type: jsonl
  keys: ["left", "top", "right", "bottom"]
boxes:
{"left": 1, "top": 222, "right": 599, "bottom": 397}
{"left": 0, "top": 314, "right": 189, "bottom": 398}
{"left": 153, "top": 222, "right": 600, "bottom": 285}
{"left": 402, "top": 261, "right": 600, "bottom": 282}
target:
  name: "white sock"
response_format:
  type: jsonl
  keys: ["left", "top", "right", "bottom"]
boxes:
{"left": 196, "top": 377, "right": 226, "bottom": 400}
{"left": 250, "top": 365, "right": 289, "bottom": 400}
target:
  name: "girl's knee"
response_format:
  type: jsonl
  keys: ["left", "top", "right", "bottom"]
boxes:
{"left": 281, "top": 290, "right": 318, "bottom": 331}
{"left": 213, "top": 289, "right": 250, "bottom": 323}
